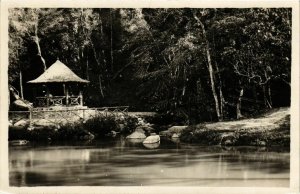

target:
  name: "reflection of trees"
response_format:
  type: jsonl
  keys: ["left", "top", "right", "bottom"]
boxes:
{"left": 9, "top": 141, "right": 289, "bottom": 186}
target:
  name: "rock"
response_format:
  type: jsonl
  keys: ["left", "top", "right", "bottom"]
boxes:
{"left": 159, "top": 126, "right": 187, "bottom": 137}
{"left": 33, "top": 119, "right": 55, "bottom": 127}
{"left": 27, "top": 126, "right": 35, "bottom": 131}
{"left": 127, "top": 138, "right": 145, "bottom": 143}
{"left": 143, "top": 133, "right": 160, "bottom": 144}
{"left": 126, "top": 131, "right": 146, "bottom": 139}
{"left": 220, "top": 133, "right": 236, "bottom": 146}
{"left": 106, "top": 130, "right": 118, "bottom": 137}
{"left": 257, "top": 140, "right": 267, "bottom": 146}
{"left": 14, "top": 120, "right": 28, "bottom": 127}
{"left": 172, "top": 133, "right": 180, "bottom": 138}
{"left": 9, "top": 140, "right": 29, "bottom": 146}
{"left": 224, "top": 139, "right": 234, "bottom": 146}
{"left": 143, "top": 142, "right": 160, "bottom": 149}
{"left": 159, "top": 130, "right": 171, "bottom": 137}
{"left": 119, "top": 124, "right": 125, "bottom": 130}
{"left": 168, "top": 126, "right": 187, "bottom": 133}
{"left": 135, "top": 126, "right": 146, "bottom": 133}
{"left": 137, "top": 117, "right": 146, "bottom": 125}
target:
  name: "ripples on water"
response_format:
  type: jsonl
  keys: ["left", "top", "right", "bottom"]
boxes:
{"left": 9, "top": 137, "right": 289, "bottom": 187}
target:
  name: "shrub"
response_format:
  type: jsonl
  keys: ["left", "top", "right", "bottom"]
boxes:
{"left": 122, "top": 116, "right": 138, "bottom": 134}
{"left": 9, "top": 125, "right": 29, "bottom": 140}
{"left": 83, "top": 115, "right": 119, "bottom": 137}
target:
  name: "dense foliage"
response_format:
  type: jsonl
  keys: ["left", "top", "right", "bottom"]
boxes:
{"left": 9, "top": 8, "right": 291, "bottom": 123}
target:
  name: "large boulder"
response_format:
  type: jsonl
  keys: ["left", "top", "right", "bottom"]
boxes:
{"left": 126, "top": 131, "right": 146, "bottom": 139}
{"left": 143, "top": 133, "right": 160, "bottom": 144}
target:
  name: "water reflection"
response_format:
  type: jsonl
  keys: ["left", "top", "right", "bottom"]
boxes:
{"left": 9, "top": 137, "right": 289, "bottom": 187}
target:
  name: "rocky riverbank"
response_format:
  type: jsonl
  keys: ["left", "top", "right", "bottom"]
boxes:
{"left": 176, "top": 108, "right": 290, "bottom": 146}
{"left": 9, "top": 108, "right": 290, "bottom": 147}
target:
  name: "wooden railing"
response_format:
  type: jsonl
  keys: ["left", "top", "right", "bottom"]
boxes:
{"left": 9, "top": 106, "right": 130, "bottom": 126}
{"left": 35, "top": 96, "right": 82, "bottom": 107}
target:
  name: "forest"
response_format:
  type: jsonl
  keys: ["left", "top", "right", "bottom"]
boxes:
{"left": 8, "top": 8, "right": 291, "bottom": 123}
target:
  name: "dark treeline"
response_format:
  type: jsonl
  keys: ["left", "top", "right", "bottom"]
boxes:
{"left": 9, "top": 8, "right": 291, "bottom": 123}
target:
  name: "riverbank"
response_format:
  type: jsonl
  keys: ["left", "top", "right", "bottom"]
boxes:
{"left": 9, "top": 107, "right": 290, "bottom": 147}
{"left": 179, "top": 107, "right": 290, "bottom": 146}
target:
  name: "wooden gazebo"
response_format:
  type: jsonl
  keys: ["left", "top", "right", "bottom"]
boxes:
{"left": 28, "top": 60, "right": 89, "bottom": 107}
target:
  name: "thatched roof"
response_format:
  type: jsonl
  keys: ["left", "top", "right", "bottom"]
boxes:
{"left": 28, "top": 60, "right": 89, "bottom": 84}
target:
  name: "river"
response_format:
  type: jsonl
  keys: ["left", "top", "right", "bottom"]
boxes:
{"left": 9, "top": 137, "right": 289, "bottom": 187}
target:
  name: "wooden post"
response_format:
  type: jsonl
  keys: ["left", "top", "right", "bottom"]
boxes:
{"left": 46, "top": 86, "right": 50, "bottom": 106}
{"left": 82, "top": 109, "right": 86, "bottom": 121}
{"left": 29, "top": 108, "right": 33, "bottom": 127}
{"left": 79, "top": 90, "right": 83, "bottom": 106}
{"left": 65, "top": 84, "right": 69, "bottom": 106}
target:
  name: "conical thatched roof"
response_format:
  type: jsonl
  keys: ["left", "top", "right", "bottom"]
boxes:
{"left": 28, "top": 60, "right": 89, "bottom": 84}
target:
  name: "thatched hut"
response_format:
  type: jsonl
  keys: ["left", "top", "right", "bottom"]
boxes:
{"left": 28, "top": 60, "right": 89, "bottom": 107}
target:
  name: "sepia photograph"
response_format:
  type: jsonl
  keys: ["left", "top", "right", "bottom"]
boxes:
{"left": 0, "top": 0, "right": 299, "bottom": 194}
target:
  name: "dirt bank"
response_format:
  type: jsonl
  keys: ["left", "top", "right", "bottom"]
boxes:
{"left": 180, "top": 107, "right": 290, "bottom": 146}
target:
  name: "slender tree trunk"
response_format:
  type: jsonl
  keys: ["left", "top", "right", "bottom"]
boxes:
{"left": 19, "top": 70, "right": 24, "bottom": 99}
{"left": 194, "top": 14, "right": 221, "bottom": 121}
{"left": 98, "top": 75, "right": 104, "bottom": 98}
{"left": 110, "top": 9, "right": 114, "bottom": 73}
{"left": 268, "top": 84, "right": 272, "bottom": 107}
{"left": 86, "top": 54, "right": 89, "bottom": 80}
{"left": 262, "top": 85, "right": 272, "bottom": 109}
{"left": 215, "top": 62, "right": 224, "bottom": 120}
{"left": 236, "top": 88, "right": 244, "bottom": 119}
{"left": 34, "top": 22, "right": 46, "bottom": 71}
{"left": 219, "top": 87, "right": 225, "bottom": 119}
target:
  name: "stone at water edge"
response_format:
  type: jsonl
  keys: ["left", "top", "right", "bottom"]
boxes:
{"left": 167, "top": 126, "right": 188, "bottom": 133}
{"left": 135, "top": 126, "right": 146, "bottom": 133}
{"left": 135, "top": 125, "right": 154, "bottom": 134}
{"left": 126, "top": 131, "right": 146, "bottom": 139}
{"left": 172, "top": 133, "right": 180, "bottom": 138}
{"left": 143, "top": 133, "right": 160, "bottom": 144}
{"left": 9, "top": 140, "right": 29, "bottom": 146}
{"left": 143, "top": 142, "right": 160, "bottom": 149}
{"left": 14, "top": 119, "right": 28, "bottom": 127}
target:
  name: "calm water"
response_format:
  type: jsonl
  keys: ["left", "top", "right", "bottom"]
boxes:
{"left": 9, "top": 137, "right": 290, "bottom": 187}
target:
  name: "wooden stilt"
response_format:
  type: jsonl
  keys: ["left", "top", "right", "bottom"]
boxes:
{"left": 65, "top": 84, "right": 69, "bottom": 106}
{"left": 46, "top": 86, "right": 50, "bottom": 106}
{"left": 79, "top": 90, "right": 83, "bottom": 106}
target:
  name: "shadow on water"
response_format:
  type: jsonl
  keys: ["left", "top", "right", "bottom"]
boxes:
{"left": 9, "top": 136, "right": 290, "bottom": 186}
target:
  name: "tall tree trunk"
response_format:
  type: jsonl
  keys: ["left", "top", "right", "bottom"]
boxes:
{"left": 34, "top": 21, "right": 46, "bottom": 71}
{"left": 86, "top": 54, "right": 89, "bottom": 80}
{"left": 219, "top": 86, "right": 225, "bottom": 119}
{"left": 98, "top": 75, "right": 104, "bottom": 98}
{"left": 110, "top": 9, "right": 114, "bottom": 73}
{"left": 262, "top": 85, "right": 272, "bottom": 109}
{"left": 236, "top": 88, "right": 244, "bottom": 119}
{"left": 268, "top": 84, "right": 272, "bottom": 108}
{"left": 19, "top": 70, "right": 24, "bottom": 99}
{"left": 215, "top": 62, "right": 224, "bottom": 120}
{"left": 193, "top": 14, "right": 221, "bottom": 121}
